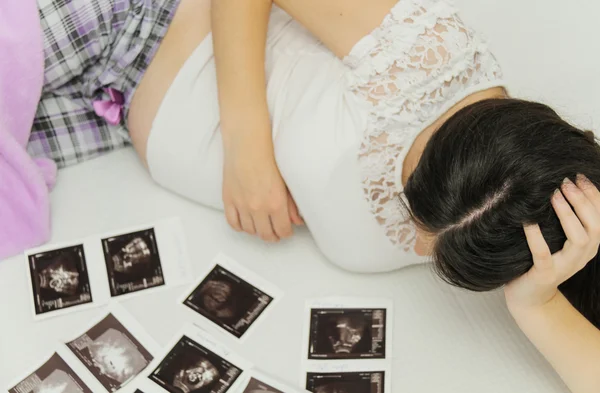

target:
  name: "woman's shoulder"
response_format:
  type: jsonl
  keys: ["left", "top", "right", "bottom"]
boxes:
{"left": 343, "top": 0, "right": 503, "bottom": 99}
{"left": 342, "top": 0, "right": 505, "bottom": 149}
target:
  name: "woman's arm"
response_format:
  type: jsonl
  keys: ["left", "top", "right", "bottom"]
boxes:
{"left": 212, "top": 0, "right": 302, "bottom": 242}
{"left": 505, "top": 176, "right": 600, "bottom": 393}
{"left": 212, "top": 0, "right": 271, "bottom": 139}
{"left": 212, "top": 0, "right": 402, "bottom": 241}
{"left": 511, "top": 293, "right": 600, "bottom": 393}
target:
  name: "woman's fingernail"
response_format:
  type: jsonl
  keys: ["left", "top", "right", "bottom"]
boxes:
{"left": 563, "top": 177, "right": 573, "bottom": 185}
{"left": 553, "top": 189, "right": 565, "bottom": 202}
{"left": 576, "top": 174, "right": 589, "bottom": 184}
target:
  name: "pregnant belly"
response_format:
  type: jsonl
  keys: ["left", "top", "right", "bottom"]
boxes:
{"left": 127, "top": 0, "right": 212, "bottom": 166}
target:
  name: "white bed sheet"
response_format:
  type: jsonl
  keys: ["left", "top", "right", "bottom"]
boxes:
{"left": 2, "top": 0, "right": 599, "bottom": 390}
{"left": 0, "top": 149, "right": 568, "bottom": 392}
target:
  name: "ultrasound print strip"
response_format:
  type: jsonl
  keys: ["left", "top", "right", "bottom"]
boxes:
{"left": 66, "top": 312, "right": 154, "bottom": 392}
{"left": 102, "top": 228, "right": 165, "bottom": 297}
{"left": 305, "top": 371, "right": 385, "bottom": 393}
{"left": 183, "top": 262, "right": 275, "bottom": 339}
{"left": 8, "top": 353, "right": 93, "bottom": 393}
{"left": 308, "top": 308, "right": 387, "bottom": 360}
{"left": 149, "top": 334, "right": 243, "bottom": 393}
{"left": 28, "top": 244, "right": 93, "bottom": 316}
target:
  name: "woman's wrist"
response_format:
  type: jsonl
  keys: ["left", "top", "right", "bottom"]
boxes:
{"left": 221, "top": 107, "right": 273, "bottom": 150}
{"left": 507, "top": 290, "right": 562, "bottom": 327}
{"left": 507, "top": 290, "right": 600, "bottom": 393}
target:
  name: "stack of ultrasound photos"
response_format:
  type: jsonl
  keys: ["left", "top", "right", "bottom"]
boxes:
{"left": 301, "top": 299, "right": 393, "bottom": 393}
{"left": 10, "top": 218, "right": 393, "bottom": 393}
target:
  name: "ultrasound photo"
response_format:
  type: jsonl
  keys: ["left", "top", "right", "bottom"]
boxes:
{"left": 183, "top": 265, "right": 273, "bottom": 338}
{"left": 8, "top": 353, "right": 92, "bottom": 393}
{"left": 102, "top": 228, "right": 165, "bottom": 297}
{"left": 149, "top": 335, "right": 242, "bottom": 393}
{"left": 67, "top": 313, "right": 153, "bottom": 392}
{"left": 242, "top": 378, "right": 284, "bottom": 393}
{"left": 305, "top": 371, "right": 385, "bottom": 393}
{"left": 308, "top": 308, "right": 386, "bottom": 360}
{"left": 28, "top": 245, "right": 93, "bottom": 315}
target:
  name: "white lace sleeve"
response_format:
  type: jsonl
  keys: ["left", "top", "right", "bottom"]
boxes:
{"left": 343, "top": 0, "right": 503, "bottom": 253}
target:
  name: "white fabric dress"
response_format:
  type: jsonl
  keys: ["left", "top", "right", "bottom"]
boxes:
{"left": 147, "top": 0, "right": 505, "bottom": 272}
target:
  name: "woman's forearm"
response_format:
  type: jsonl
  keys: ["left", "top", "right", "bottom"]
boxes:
{"left": 510, "top": 292, "right": 600, "bottom": 393}
{"left": 212, "top": 0, "right": 272, "bottom": 148}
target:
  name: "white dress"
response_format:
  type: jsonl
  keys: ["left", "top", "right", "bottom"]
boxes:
{"left": 147, "top": 0, "right": 505, "bottom": 272}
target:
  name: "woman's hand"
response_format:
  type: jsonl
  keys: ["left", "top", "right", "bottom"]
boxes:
{"left": 504, "top": 175, "right": 600, "bottom": 312}
{"left": 222, "top": 131, "right": 303, "bottom": 242}
{"left": 212, "top": 0, "right": 300, "bottom": 241}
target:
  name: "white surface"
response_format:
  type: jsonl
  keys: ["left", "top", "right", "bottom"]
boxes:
{"left": 455, "top": 0, "right": 600, "bottom": 131}
{"left": 2, "top": 0, "right": 599, "bottom": 391}
{"left": 0, "top": 149, "right": 568, "bottom": 392}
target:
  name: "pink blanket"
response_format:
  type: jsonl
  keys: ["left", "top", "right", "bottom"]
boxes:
{"left": 0, "top": 0, "right": 56, "bottom": 259}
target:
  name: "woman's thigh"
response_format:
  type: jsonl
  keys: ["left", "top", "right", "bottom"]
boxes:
{"left": 127, "top": 0, "right": 213, "bottom": 166}
{"left": 145, "top": 35, "right": 225, "bottom": 210}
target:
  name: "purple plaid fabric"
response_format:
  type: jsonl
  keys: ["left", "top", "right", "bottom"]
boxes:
{"left": 27, "top": 0, "right": 181, "bottom": 167}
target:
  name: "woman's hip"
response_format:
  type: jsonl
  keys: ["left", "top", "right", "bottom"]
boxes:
{"left": 144, "top": 30, "right": 224, "bottom": 210}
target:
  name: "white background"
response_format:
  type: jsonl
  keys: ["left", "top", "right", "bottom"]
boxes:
{"left": 1, "top": 0, "right": 599, "bottom": 392}
{"left": 455, "top": 0, "right": 599, "bottom": 132}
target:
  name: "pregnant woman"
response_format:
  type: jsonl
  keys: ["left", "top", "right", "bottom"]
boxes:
{"left": 26, "top": 0, "right": 600, "bottom": 391}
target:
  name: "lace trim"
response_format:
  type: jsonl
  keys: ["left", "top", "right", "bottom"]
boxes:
{"left": 343, "top": 0, "right": 504, "bottom": 254}
{"left": 343, "top": 0, "right": 458, "bottom": 75}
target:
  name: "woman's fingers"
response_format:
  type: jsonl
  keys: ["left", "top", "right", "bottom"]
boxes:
{"left": 238, "top": 211, "right": 256, "bottom": 235}
{"left": 287, "top": 192, "right": 304, "bottom": 226}
{"left": 523, "top": 224, "right": 554, "bottom": 272}
{"left": 225, "top": 204, "right": 242, "bottom": 232}
{"left": 271, "top": 210, "right": 293, "bottom": 240}
{"left": 518, "top": 177, "right": 600, "bottom": 294}
{"left": 576, "top": 175, "right": 600, "bottom": 240}
{"left": 552, "top": 176, "right": 600, "bottom": 278}
{"left": 253, "top": 212, "right": 279, "bottom": 242}
{"left": 552, "top": 185, "right": 588, "bottom": 247}
{"left": 561, "top": 177, "right": 600, "bottom": 241}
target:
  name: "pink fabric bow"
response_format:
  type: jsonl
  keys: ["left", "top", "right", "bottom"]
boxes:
{"left": 93, "top": 87, "right": 124, "bottom": 125}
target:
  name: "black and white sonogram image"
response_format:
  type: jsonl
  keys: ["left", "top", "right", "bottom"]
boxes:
{"left": 183, "top": 265, "right": 273, "bottom": 338}
{"left": 149, "top": 335, "right": 242, "bottom": 393}
{"left": 28, "top": 245, "right": 93, "bottom": 315}
{"left": 308, "top": 309, "right": 386, "bottom": 360}
{"left": 8, "top": 353, "right": 93, "bottom": 393}
{"left": 306, "top": 371, "right": 385, "bottom": 393}
{"left": 67, "top": 313, "right": 153, "bottom": 392}
{"left": 242, "top": 378, "right": 284, "bottom": 393}
{"left": 102, "top": 228, "right": 164, "bottom": 297}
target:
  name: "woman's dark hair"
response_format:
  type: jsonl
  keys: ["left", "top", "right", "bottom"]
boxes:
{"left": 403, "top": 98, "right": 600, "bottom": 328}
